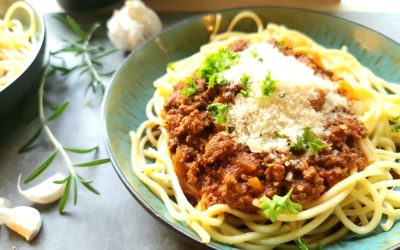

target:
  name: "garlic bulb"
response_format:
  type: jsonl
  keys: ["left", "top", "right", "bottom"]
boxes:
{"left": 0, "top": 206, "right": 42, "bottom": 241}
{"left": 0, "top": 197, "right": 10, "bottom": 208}
{"left": 18, "top": 173, "right": 66, "bottom": 204}
{"left": 107, "top": 0, "right": 162, "bottom": 51}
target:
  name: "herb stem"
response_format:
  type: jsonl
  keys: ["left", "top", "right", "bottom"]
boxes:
{"left": 81, "top": 23, "right": 104, "bottom": 92}
{"left": 38, "top": 66, "right": 77, "bottom": 178}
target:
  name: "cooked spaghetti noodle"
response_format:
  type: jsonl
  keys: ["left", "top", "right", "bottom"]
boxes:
{"left": 129, "top": 11, "right": 400, "bottom": 249}
{"left": 0, "top": 1, "right": 36, "bottom": 88}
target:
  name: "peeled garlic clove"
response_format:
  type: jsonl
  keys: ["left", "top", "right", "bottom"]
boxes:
{"left": 0, "top": 208, "right": 14, "bottom": 224}
{"left": 0, "top": 197, "right": 11, "bottom": 208}
{"left": 5, "top": 206, "right": 42, "bottom": 241}
{"left": 18, "top": 173, "right": 66, "bottom": 204}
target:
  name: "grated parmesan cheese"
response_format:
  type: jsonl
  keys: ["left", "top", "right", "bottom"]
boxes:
{"left": 224, "top": 43, "right": 349, "bottom": 153}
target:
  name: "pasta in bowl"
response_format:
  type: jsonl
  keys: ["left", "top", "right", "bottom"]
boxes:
{"left": 103, "top": 8, "right": 400, "bottom": 250}
{"left": 0, "top": 0, "right": 46, "bottom": 116}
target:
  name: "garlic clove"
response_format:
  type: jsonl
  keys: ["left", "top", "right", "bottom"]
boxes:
{"left": 18, "top": 173, "right": 66, "bottom": 204}
{"left": 5, "top": 206, "right": 42, "bottom": 241}
{"left": 0, "top": 197, "right": 11, "bottom": 208}
{"left": 0, "top": 208, "right": 14, "bottom": 224}
{"left": 126, "top": 0, "right": 162, "bottom": 39}
{"left": 107, "top": 0, "right": 162, "bottom": 51}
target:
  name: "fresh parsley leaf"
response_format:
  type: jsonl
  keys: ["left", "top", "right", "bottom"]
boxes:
{"left": 181, "top": 77, "right": 198, "bottom": 97}
{"left": 240, "top": 73, "right": 251, "bottom": 97}
{"left": 197, "top": 48, "right": 239, "bottom": 88}
{"left": 392, "top": 124, "right": 400, "bottom": 132}
{"left": 274, "top": 131, "right": 286, "bottom": 138}
{"left": 258, "top": 58, "right": 264, "bottom": 63}
{"left": 249, "top": 49, "right": 258, "bottom": 58}
{"left": 207, "top": 103, "right": 228, "bottom": 125}
{"left": 390, "top": 116, "right": 400, "bottom": 132}
{"left": 208, "top": 72, "right": 226, "bottom": 88}
{"left": 167, "top": 62, "right": 175, "bottom": 71}
{"left": 259, "top": 188, "right": 302, "bottom": 222}
{"left": 295, "top": 238, "right": 309, "bottom": 250}
{"left": 261, "top": 71, "right": 277, "bottom": 97}
{"left": 290, "top": 126, "right": 327, "bottom": 153}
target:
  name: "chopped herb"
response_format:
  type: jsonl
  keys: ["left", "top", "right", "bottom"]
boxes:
{"left": 295, "top": 238, "right": 309, "bottom": 250}
{"left": 259, "top": 188, "right": 302, "bottom": 222}
{"left": 258, "top": 58, "right": 264, "bottom": 63}
{"left": 279, "top": 40, "right": 286, "bottom": 47}
{"left": 240, "top": 73, "right": 251, "bottom": 97}
{"left": 197, "top": 48, "right": 239, "bottom": 88}
{"left": 181, "top": 77, "right": 198, "bottom": 97}
{"left": 274, "top": 131, "right": 286, "bottom": 138}
{"left": 249, "top": 49, "right": 258, "bottom": 58}
{"left": 208, "top": 72, "right": 226, "bottom": 88}
{"left": 290, "top": 126, "right": 327, "bottom": 153}
{"left": 207, "top": 103, "right": 228, "bottom": 125}
{"left": 261, "top": 71, "right": 277, "bottom": 97}
{"left": 265, "top": 163, "right": 276, "bottom": 167}
{"left": 392, "top": 124, "right": 400, "bottom": 132}
{"left": 390, "top": 116, "right": 400, "bottom": 132}
{"left": 167, "top": 63, "right": 175, "bottom": 71}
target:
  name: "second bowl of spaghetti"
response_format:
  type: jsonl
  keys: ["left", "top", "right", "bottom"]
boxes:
{"left": 103, "top": 7, "right": 400, "bottom": 250}
{"left": 0, "top": 0, "right": 46, "bottom": 117}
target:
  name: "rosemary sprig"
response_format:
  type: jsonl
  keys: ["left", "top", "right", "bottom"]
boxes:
{"left": 18, "top": 16, "right": 115, "bottom": 214}
{"left": 20, "top": 66, "right": 110, "bottom": 213}
{"left": 49, "top": 15, "right": 117, "bottom": 93}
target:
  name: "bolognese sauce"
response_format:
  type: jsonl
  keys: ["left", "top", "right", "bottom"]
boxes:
{"left": 163, "top": 39, "right": 368, "bottom": 213}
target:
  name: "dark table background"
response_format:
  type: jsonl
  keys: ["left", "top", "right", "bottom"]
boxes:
{"left": 0, "top": 8, "right": 399, "bottom": 250}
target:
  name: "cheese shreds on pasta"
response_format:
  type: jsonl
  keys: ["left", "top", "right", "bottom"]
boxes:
{"left": 0, "top": 1, "right": 36, "bottom": 89}
{"left": 225, "top": 42, "right": 348, "bottom": 153}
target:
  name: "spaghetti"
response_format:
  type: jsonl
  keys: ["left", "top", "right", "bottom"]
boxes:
{"left": 130, "top": 11, "right": 400, "bottom": 249}
{"left": 0, "top": 1, "right": 37, "bottom": 88}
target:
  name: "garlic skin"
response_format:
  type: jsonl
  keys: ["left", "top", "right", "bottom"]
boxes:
{"left": 0, "top": 206, "right": 42, "bottom": 241}
{"left": 18, "top": 173, "right": 66, "bottom": 204}
{"left": 107, "top": 0, "right": 162, "bottom": 51}
{"left": 0, "top": 197, "right": 11, "bottom": 208}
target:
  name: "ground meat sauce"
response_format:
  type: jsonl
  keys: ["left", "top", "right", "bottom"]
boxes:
{"left": 163, "top": 40, "right": 368, "bottom": 213}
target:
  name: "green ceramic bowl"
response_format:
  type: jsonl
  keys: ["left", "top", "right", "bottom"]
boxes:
{"left": 103, "top": 7, "right": 400, "bottom": 250}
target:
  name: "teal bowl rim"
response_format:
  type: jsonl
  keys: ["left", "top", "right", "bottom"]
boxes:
{"left": 102, "top": 7, "right": 400, "bottom": 249}
{"left": 0, "top": 0, "right": 46, "bottom": 93}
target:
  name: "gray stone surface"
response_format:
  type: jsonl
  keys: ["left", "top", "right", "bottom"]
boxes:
{"left": 0, "top": 9, "right": 399, "bottom": 250}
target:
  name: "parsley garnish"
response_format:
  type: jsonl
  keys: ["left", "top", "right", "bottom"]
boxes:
{"left": 249, "top": 49, "right": 258, "bottom": 58}
{"left": 181, "top": 77, "right": 198, "bottom": 97}
{"left": 259, "top": 188, "right": 302, "bottom": 222}
{"left": 207, "top": 103, "right": 228, "bottom": 125}
{"left": 261, "top": 71, "right": 277, "bottom": 97}
{"left": 240, "top": 73, "right": 251, "bottom": 97}
{"left": 258, "top": 58, "right": 264, "bottom": 63}
{"left": 274, "top": 131, "right": 286, "bottom": 138}
{"left": 279, "top": 40, "right": 286, "bottom": 47}
{"left": 167, "top": 62, "right": 175, "bottom": 71}
{"left": 197, "top": 48, "right": 239, "bottom": 88}
{"left": 390, "top": 115, "right": 400, "bottom": 132}
{"left": 265, "top": 163, "right": 276, "bottom": 167}
{"left": 290, "top": 126, "right": 327, "bottom": 153}
{"left": 295, "top": 238, "right": 309, "bottom": 250}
